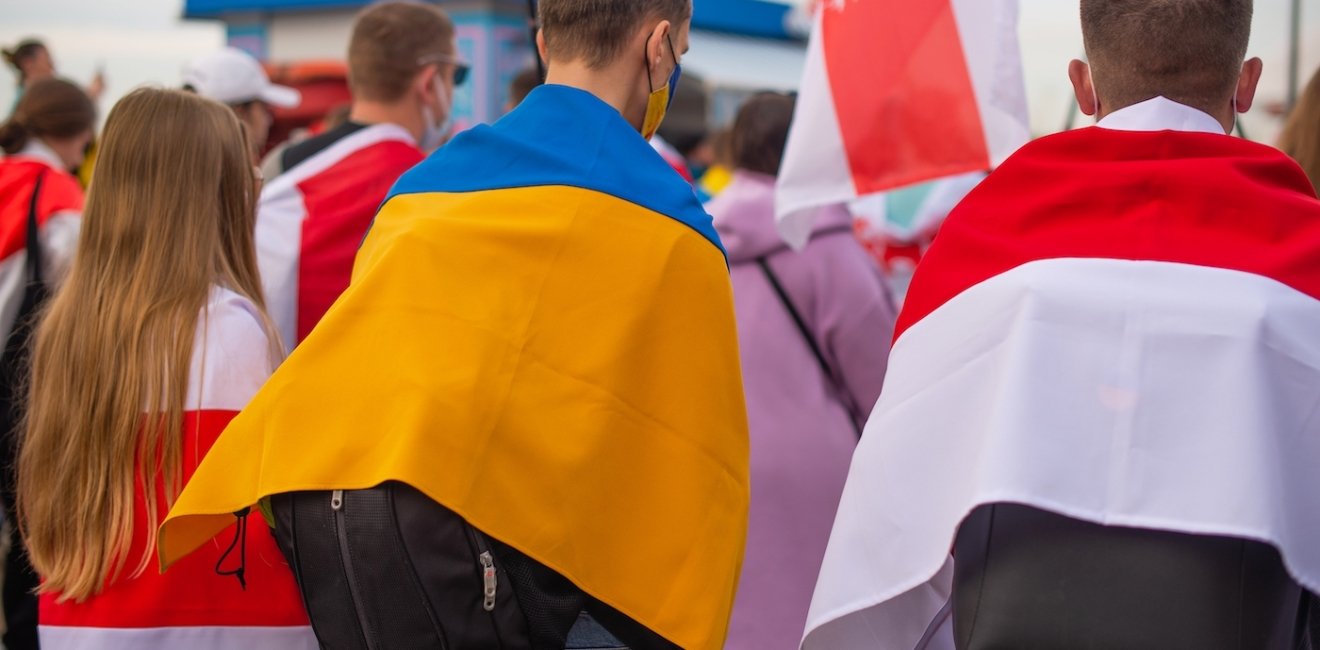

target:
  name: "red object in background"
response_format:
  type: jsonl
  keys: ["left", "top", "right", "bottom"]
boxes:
{"left": 262, "top": 60, "right": 352, "bottom": 156}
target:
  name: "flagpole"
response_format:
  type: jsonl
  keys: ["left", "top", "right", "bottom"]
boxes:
{"left": 1288, "top": 0, "right": 1302, "bottom": 109}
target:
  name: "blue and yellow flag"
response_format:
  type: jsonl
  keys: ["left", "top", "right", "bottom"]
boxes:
{"left": 160, "top": 85, "right": 750, "bottom": 649}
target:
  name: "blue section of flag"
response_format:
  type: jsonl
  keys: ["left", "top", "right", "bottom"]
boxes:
{"left": 387, "top": 84, "right": 725, "bottom": 255}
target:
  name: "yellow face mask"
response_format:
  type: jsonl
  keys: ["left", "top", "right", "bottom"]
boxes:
{"left": 641, "top": 35, "right": 682, "bottom": 140}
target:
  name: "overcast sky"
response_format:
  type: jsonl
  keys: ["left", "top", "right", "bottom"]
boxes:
{"left": 0, "top": 0, "right": 1315, "bottom": 141}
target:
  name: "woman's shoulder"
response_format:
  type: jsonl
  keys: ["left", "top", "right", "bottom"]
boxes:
{"left": 186, "top": 287, "right": 276, "bottom": 412}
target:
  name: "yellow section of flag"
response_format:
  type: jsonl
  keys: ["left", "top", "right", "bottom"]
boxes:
{"left": 160, "top": 185, "right": 750, "bottom": 649}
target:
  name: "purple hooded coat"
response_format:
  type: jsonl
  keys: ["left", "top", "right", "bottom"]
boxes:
{"left": 708, "top": 171, "right": 897, "bottom": 649}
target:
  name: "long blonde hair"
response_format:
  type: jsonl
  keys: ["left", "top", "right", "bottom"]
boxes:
{"left": 1279, "top": 68, "right": 1320, "bottom": 193}
{"left": 18, "top": 88, "right": 280, "bottom": 601}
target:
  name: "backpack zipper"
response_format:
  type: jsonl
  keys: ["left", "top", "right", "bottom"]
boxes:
{"left": 464, "top": 526, "right": 499, "bottom": 612}
{"left": 479, "top": 551, "right": 497, "bottom": 611}
{"left": 332, "top": 490, "right": 378, "bottom": 650}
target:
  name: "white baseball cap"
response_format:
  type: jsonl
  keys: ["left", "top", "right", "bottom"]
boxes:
{"left": 183, "top": 47, "right": 301, "bottom": 108}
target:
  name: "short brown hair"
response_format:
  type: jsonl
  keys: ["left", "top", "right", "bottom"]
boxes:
{"left": 731, "top": 92, "right": 795, "bottom": 177}
{"left": 539, "top": 0, "right": 691, "bottom": 69}
{"left": 1279, "top": 68, "right": 1320, "bottom": 192}
{"left": 348, "top": 1, "right": 455, "bottom": 102}
{"left": 1081, "top": 0, "right": 1253, "bottom": 114}
{"left": 0, "top": 77, "right": 95, "bottom": 154}
{"left": 509, "top": 67, "right": 541, "bottom": 106}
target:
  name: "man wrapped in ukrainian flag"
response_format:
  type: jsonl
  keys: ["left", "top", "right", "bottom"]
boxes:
{"left": 157, "top": 1, "right": 750, "bottom": 648}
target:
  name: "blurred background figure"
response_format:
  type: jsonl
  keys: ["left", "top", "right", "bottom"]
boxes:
{"left": 504, "top": 66, "right": 540, "bottom": 114}
{"left": 4, "top": 38, "right": 105, "bottom": 189}
{"left": 1278, "top": 67, "right": 1320, "bottom": 192}
{"left": 183, "top": 46, "right": 302, "bottom": 163}
{"left": 706, "top": 91, "right": 897, "bottom": 650}
{"left": 652, "top": 72, "right": 708, "bottom": 185}
{"left": 3, "top": 39, "right": 104, "bottom": 109}
{"left": 694, "top": 128, "right": 734, "bottom": 197}
{"left": 255, "top": 1, "right": 460, "bottom": 350}
{"left": 0, "top": 76, "right": 94, "bottom": 650}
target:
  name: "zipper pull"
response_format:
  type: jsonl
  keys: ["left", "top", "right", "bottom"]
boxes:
{"left": 479, "top": 551, "right": 497, "bottom": 611}
{"left": 331, "top": 489, "right": 344, "bottom": 511}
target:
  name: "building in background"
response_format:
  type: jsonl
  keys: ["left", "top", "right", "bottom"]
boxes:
{"left": 183, "top": 0, "right": 810, "bottom": 138}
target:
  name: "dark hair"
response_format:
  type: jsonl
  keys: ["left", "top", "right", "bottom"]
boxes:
{"left": 1080, "top": 0, "right": 1253, "bottom": 115}
{"left": 539, "top": 0, "right": 691, "bottom": 69}
{"left": 508, "top": 67, "right": 541, "bottom": 107}
{"left": 2, "top": 39, "right": 47, "bottom": 82}
{"left": 731, "top": 92, "right": 796, "bottom": 177}
{"left": 0, "top": 77, "right": 95, "bottom": 154}
{"left": 348, "top": 1, "right": 455, "bottom": 102}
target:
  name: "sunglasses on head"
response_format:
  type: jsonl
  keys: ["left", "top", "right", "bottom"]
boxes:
{"left": 417, "top": 52, "right": 470, "bottom": 86}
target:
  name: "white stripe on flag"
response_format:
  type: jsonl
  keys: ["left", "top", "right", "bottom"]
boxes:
{"left": 775, "top": 9, "right": 854, "bottom": 250}
{"left": 40, "top": 624, "right": 318, "bottom": 650}
{"left": 804, "top": 258, "right": 1320, "bottom": 648}
{"left": 951, "top": 0, "right": 1032, "bottom": 166}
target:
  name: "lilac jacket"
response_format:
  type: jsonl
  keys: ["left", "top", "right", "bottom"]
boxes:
{"left": 708, "top": 171, "right": 897, "bottom": 650}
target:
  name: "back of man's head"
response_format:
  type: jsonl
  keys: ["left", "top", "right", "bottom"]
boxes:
{"left": 538, "top": 0, "right": 690, "bottom": 68}
{"left": 348, "top": 1, "right": 454, "bottom": 103}
{"left": 1080, "top": 0, "right": 1253, "bottom": 115}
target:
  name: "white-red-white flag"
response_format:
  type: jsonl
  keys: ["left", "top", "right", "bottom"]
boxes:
{"left": 776, "top": 0, "right": 1030, "bottom": 248}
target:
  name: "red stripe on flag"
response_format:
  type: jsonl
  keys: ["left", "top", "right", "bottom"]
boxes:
{"left": 823, "top": 0, "right": 990, "bottom": 195}
{"left": 40, "top": 410, "right": 309, "bottom": 629}
{"left": 295, "top": 141, "right": 423, "bottom": 343}
{"left": 895, "top": 128, "right": 1320, "bottom": 340}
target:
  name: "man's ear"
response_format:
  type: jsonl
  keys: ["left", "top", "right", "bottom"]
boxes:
{"left": 536, "top": 29, "right": 548, "bottom": 65}
{"left": 414, "top": 63, "right": 439, "bottom": 106}
{"left": 1069, "top": 59, "right": 1097, "bottom": 117}
{"left": 1235, "top": 57, "right": 1264, "bottom": 114}
{"left": 645, "top": 20, "right": 672, "bottom": 74}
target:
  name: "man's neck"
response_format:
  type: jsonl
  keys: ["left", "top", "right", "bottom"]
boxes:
{"left": 349, "top": 100, "right": 423, "bottom": 145}
{"left": 544, "top": 61, "right": 644, "bottom": 131}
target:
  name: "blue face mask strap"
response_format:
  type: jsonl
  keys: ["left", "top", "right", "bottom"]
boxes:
{"left": 645, "top": 32, "right": 681, "bottom": 97}
{"left": 665, "top": 34, "right": 681, "bottom": 110}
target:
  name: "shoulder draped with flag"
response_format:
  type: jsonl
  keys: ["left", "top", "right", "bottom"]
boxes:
{"left": 255, "top": 123, "right": 424, "bottom": 349}
{"left": 41, "top": 288, "right": 315, "bottom": 650}
{"left": 161, "top": 84, "right": 750, "bottom": 650}
{"left": 0, "top": 152, "right": 82, "bottom": 343}
{"left": 803, "top": 127, "right": 1320, "bottom": 649}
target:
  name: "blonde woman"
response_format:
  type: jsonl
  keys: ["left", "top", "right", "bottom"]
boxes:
{"left": 1279, "top": 68, "right": 1320, "bottom": 193}
{"left": 16, "top": 88, "right": 315, "bottom": 649}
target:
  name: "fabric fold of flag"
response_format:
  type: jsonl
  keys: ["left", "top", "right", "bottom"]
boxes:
{"left": 159, "top": 85, "right": 750, "bottom": 650}
{"left": 803, "top": 128, "right": 1320, "bottom": 649}
{"left": 776, "top": 0, "right": 1029, "bottom": 249}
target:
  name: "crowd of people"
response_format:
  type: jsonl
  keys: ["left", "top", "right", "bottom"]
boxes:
{"left": 0, "top": 0, "right": 1316, "bottom": 649}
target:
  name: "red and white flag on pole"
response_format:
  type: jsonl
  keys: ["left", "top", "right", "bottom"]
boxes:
{"left": 775, "top": 0, "right": 1031, "bottom": 248}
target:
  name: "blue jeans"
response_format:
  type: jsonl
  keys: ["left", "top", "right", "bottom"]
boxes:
{"left": 566, "top": 612, "right": 628, "bottom": 650}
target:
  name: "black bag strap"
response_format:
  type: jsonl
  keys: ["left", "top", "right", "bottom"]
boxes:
{"left": 26, "top": 169, "right": 46, "bottom": 288}
{"left": 756, "top": 255, "right": 863, "bottom": 438}
{"left": 0, "top": 168, "right": 49, "bottom": 512}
